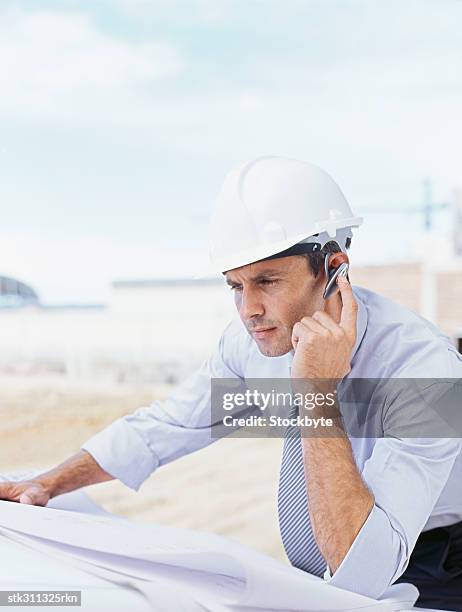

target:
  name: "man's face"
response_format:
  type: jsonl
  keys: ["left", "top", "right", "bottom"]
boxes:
{"left": 225, "top": 256, "right": 326, "bottom": 357}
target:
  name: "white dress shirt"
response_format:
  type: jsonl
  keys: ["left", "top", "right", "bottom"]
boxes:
{"left": 82, "top": 285, "right": 462, "bottom": 599}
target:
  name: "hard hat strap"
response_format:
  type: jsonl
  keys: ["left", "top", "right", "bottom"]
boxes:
{"left": 259, "top": 241, "right": 322, "bottom": 262}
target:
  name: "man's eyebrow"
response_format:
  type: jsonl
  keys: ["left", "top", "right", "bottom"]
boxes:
{"left": 253, "top": 269, "right": 285, "bottom": 280}
{"left": 225, "top": 269, "right": 285, "bottom": 285}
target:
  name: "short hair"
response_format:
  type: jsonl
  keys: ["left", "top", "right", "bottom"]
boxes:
{"left": 303, "top": 237, "right": 352, "bottom": 277}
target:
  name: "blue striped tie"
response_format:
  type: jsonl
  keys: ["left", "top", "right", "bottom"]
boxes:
{"left": 277, "top": 405, "right": 327, "bottom": 577}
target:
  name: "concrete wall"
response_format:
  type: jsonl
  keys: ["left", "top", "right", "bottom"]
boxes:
{"left": 350, "top": 263, "right": 422, "bottom": 314}
{"left": 351, "top": 261, "right": 462, "bottom": 339}
{"left": 436, "top": 270, "right": 462, "bottom": 336}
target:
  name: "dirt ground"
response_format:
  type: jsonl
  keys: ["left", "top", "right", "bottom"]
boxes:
{"left": 0, "top": 374, "right": 287, "bottom": 562}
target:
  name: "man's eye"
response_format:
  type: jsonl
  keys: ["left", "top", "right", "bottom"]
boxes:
{"left": 229, "top": 285, "right": 242, "bottom": 291}
{"left": 260, "top": 279, "right": 277, "bottom": 286}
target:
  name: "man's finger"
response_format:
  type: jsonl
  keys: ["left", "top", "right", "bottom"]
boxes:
{"left": 0, "top": 483, "right": 13, "bottom": 500}
{"left": 338, "top": 276, "right": 358, "bottom": 339}
{"left": 299, "top": 317, "right": 329, "bottom": 336}
{"left": 291, "top": 320, "right": 324, "bottom": 349}
{"left": 312, "top": 310, "right": 339, "bottom": 333}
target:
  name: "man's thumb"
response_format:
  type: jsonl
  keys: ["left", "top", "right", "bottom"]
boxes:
{"left": 19, "top": 486, "right": 47, "bottom": 505}
{"left": 19, "top": 491, "right": 35, "bottom": 504}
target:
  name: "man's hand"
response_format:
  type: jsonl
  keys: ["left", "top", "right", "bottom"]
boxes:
{"left": 0, "top": 480, "right": 51, "bottom": 506}
{"left": 0, "top": 451, "right": 114, "bottom": 507}
{"left": 291, "top": 276, "right": 358, "bottom": 381}
{"left": 292, "top": 276, "right": 374, "bottom": 573}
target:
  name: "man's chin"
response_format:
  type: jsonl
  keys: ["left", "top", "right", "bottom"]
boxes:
{"left": 253, "top": 337, "right": 292, "bottom": 358}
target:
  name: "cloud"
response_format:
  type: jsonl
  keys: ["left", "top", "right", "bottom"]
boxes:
{"left": 113, "top": 0, "right": 235, "bottom": 25}
{"left": 0, "top": 0, "right": 460, "bottom": 306}
{"left": 0, "top": 7, "right": 184, "bottom": 118}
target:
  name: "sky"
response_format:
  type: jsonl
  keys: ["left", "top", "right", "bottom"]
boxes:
{"left": 0, "top": 0, "right": 461, "bottom": 303}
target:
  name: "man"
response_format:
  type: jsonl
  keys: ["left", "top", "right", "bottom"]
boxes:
{"left": 1, "top": 157, "right": 462, "bottom": 610}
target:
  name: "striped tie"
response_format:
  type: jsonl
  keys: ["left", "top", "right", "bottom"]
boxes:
{"left": 277, "top": 404, "right": 327, "bottom": 577}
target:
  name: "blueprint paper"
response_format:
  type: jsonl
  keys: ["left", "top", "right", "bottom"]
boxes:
{"left": 0, "top": 470, "right": 419, "bottom": 610}
{"left": 0, "top": 499, "right": 417, "bottom": 611}
{"left": 0, "top": 534, "right": 158, "bottom": 612}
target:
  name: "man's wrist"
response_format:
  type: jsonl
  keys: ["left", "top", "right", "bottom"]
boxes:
{"left": 292, "top": 379, "right": 342, "bottom": 420}
{"left": 291, "top": 377, "right": 340, "bottom": 395}
{"left": 35, "top": 473, "right": 61, "bottom": 499}
{"left": 300, "top": 414, "right": 346, "bottom": 438}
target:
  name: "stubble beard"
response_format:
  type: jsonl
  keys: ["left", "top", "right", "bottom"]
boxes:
{"left": 253, "top": 327, "right": 293, "bottom": 357}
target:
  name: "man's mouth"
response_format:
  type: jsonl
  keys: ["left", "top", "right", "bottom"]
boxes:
{"left": 251, "top": 327, "right": 277, "bottom": 338}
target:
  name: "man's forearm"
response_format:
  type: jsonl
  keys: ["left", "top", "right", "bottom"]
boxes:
{"left": 301, "top": 417, "right": 374, "bottom": 573}
{"left": 37, "top": 450, "right": 114, "bottom": 498}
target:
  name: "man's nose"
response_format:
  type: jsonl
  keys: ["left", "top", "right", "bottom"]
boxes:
{"left": 237, "top": 288, "right": 265, "bottom": 320}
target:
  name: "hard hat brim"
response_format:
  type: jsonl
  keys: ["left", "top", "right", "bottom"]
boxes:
{"left": 205, "top": 216, "right": 363, "bottom": 275}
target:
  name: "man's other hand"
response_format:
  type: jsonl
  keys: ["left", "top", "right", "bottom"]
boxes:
{"left": 0, "top": 480, "right": 51, "bottom": 506}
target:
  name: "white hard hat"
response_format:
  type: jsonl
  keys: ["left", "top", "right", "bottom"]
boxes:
{"left": 209, "top": 156, "right": 363, "bottom": 273}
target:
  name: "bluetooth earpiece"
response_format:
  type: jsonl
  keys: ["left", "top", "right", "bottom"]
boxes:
{"left": 322, "top": 252, "right": 350, "bottom": 300}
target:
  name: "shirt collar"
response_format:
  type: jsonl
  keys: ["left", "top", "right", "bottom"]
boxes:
{"left": 350, "top": 287, "right": 368, "bottom": 364}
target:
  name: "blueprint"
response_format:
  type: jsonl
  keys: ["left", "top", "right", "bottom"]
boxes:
{"left": 0, "top": 471, "right": 420, "bottom": 611}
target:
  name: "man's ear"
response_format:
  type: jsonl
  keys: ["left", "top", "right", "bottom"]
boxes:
{"left": 326, "top": 252, "right": 349, "bottom": 272}
{"left": 323, "top": 252, "right": 350, "bottom": 300}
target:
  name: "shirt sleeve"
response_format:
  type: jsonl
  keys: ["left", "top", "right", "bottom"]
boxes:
{"left": 81, "top": 320, "right": 244, "bottom": 491}
{"left": 325, "top": 434, "right": 462, "bottom": 599}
